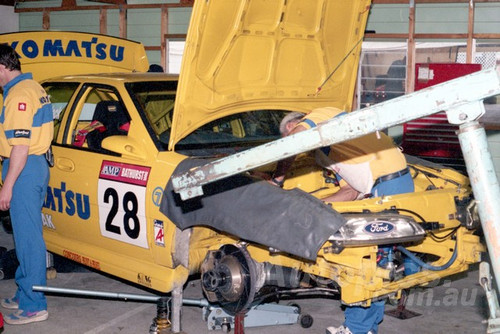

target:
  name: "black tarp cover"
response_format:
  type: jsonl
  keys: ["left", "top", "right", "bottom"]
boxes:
{"left": 160, "top": 158, "right": 346, "bottom": 261}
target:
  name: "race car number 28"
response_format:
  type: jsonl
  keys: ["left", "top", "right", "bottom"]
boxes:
{"left": 98, "top": 179, "right": 148, "bottom": 248}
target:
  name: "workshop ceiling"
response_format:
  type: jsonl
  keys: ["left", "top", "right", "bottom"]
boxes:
{"left": 0, "top": 0, "right": 127, "bottom": 6}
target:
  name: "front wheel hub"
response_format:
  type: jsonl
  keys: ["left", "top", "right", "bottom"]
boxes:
{"left": 201, "top": 244, "right": 257, "bottom": 315}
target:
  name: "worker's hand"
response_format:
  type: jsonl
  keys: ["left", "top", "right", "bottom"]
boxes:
{"left": 0, "top": 186, "right": 12, "bottom": 211}
{"left": 248, "top": 170, "right": 271, "bottom": 180}
{"left": 268, "top": 176, "right": 285, "bottom": 188}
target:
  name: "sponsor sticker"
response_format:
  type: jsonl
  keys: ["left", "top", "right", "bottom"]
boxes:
{"left": 154, "top": 220, "right": 165, "bottom": 247}
{"left": 99, "top": 160, "right": 151, "bottom": 186}
{"left": 137, "top": 273, "right": 152, "bottom": 288}
{"left": 98, "top": 161, "right": 149, "bottom": 249}
{"left": 13, "top": 129, "right": 30, "bottom": 138}
{"left": 41, "top": 213, "right": 55, "bottom": 229}
{"left": 62, "top": 250, "right": 101, "bottom": 270}
{"left": 152, "top": 186, "right": 163, "bottom": 207}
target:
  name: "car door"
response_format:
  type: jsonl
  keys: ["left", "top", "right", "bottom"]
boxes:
{"left": 42, "top": 81, "right": 154, "bottom": 271}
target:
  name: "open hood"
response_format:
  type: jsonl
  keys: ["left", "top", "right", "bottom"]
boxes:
{"left": 170, "top": 0, "right": 372, "bottom": 148}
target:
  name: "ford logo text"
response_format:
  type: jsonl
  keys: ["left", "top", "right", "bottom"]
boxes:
{"left": 364, "top": 222, "right": 394, "bottom": 234}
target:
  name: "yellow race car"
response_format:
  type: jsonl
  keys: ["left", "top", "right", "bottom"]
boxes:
{"left": 2, "top": 0, "right": 486, "bottom": 327}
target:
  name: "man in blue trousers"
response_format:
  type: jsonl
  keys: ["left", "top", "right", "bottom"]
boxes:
{"left": 272, "top": 108, "right": 414, "bottom": 334}
{"left": 0, "top": 44, "right": 53, "bottom": 325}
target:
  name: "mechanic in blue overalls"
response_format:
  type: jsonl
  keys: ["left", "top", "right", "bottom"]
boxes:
{"left": 271, "top": 107, "right": 414, "bottom": 334}
{"left": 0, "top": 44, "right": 53, "bottom": 325}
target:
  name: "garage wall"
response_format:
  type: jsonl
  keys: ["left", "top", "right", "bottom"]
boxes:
{"left": 475, "top": 3, "right": 500, "bottom": 33}
{"left": 14, "top": 2, "right": 500, "bottom": 64}
{"left": 15, "top": 1, "right": 192, "bottom": 66}
{"left": 11, "top": 1, "right": 500, "bottom": 178}
{"left": 367, "top": 2, "right": 500, "bottom": 35}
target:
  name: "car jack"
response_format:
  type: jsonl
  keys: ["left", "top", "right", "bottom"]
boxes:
{"left": 202, "top": 302, "right": 313, "bottom": 332}
{"left": 32, "top": 285, "right": 312, "bottom": 333}
{"left": 385, "top": 290, "right": 421, "bottom": 320}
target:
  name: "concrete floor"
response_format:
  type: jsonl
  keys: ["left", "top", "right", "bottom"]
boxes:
{"left": 0, "top": 226, "right": 491, "bottom": 334}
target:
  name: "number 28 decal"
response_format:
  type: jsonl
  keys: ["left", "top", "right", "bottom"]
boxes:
{"left": 98, "top": 179, "right": 148, "bottom": 249}
{"left": 104, "top": 188, "right": 140, "bottom": 239}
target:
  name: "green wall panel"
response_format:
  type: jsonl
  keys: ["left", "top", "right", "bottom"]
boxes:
{"left": 147, "top": 50, "right": 161, "bottom": 67}
{"left": 415, "top": 4, "right": 469, "bottom": 34}
{"left": 50, "top": 10, "right": 100, "bottom": 33}
{"left": 13, "top": 1, "right": 500, "bottom": 179}
{"left": 475, "top": 4, "right": 500, "bottom": 34}
{"left": 366, "top": 5, "right": 409, "bottom": 34}
{"left": 19, "top": 13, "right": 43, "bottom": 31}
{"left": 106, "top": 9, "right": 121, "bottom": 38}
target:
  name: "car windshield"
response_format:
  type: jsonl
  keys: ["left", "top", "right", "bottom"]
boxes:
{"left": 127, "top": 80, "right": 286, "bottom": 156}
{"left": 175, "top": 110, "right": 287, "bottom": 156}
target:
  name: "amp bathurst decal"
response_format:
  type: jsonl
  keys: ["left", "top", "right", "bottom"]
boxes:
{"left": 98, "top": 161, "right": 151, "bottom": 249}
{"left": 99, "top": 161, "right": 150, "bottom": 186}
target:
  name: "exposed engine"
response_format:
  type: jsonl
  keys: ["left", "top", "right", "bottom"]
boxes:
{"left": 200, "top": 212, "right": 435, "bottom": 314}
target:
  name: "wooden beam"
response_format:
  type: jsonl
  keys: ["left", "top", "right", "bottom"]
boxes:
{"left": 407, "top": 0, "right": 416, "bottom": 94}
{"left": 466, "top": 0, "right": 474, "bottom": 63}
{"left": 414, "top": 33, "right": 469, "bottom": 38}
{"left": 474, "top": 33, "right": 500, "bottom": 38}
{"left": 88, "top": 0, "right": 126, "bottom": 4}
{"left": 42, "top": 9, "right": 50, "bottom": 30}
{"left": 100, "top": 8, "right": 107, "bottom": 35}
{"left": 367, "top": 32, "right": 500, "bottom": 39}
{"left": 373, "top": 0, "right": 500, "bottom": 3}
{"left": 61, "top": 0, "right": 76, "bottom": 8}
{"left": 119, "top": 5, "right": 126, "bottom": 39}
{"left": 15, "top": 2, "right": 193, "bottom": 13}
{"left": 161, "top": 7, "right": 168, "bottom": 71}
{"left": 365, "top": 33, "right": 409, "bottom": 38}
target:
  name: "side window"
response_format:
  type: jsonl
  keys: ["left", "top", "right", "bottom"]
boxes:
{"left": 72, "top": 86, "right": 130, "bottom": 152}
{"left": 142, "top": 93, "right": 175, "bottom": 144}
{"left": 42, "top": 82, "right": 80, "bottom": 141}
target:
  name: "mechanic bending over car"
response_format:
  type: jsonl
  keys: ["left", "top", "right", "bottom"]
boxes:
{"left": 0, "top": 44, "right": 53, "bottom": 325}
{"left": 270, "top": 107, "right": 414, "bottom": 334}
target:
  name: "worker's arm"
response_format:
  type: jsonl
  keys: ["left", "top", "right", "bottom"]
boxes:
{"left": 0, "top": 145, "right": 29, "bottom": 211}
{"left": 270, "top": 124, "right": 308, "bottom": 186}
{"left": 321, "top": 183, "right": 360, "bottom": 202}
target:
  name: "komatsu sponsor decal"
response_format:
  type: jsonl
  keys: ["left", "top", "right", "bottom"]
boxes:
{"left": 42, "top": 213, "right": 55, "bottom": 229}
{"left": 100, "top": 161, "right": 150, "bottom": 186}
{"left": 44, "top": 182, "right": 90, "bottom": 220}
{"left": 10, "top": 37, "right": 125, "bottom": 63}
{"left": 0, "top": 32, "right": 149, "bottom": 79}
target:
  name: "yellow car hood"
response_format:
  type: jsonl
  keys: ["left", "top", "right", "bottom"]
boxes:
{"left": 170, "top": 0, "right": 372, "bottom": 148}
